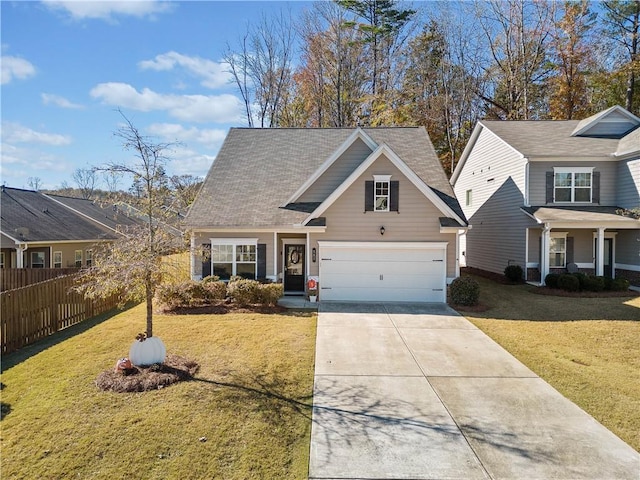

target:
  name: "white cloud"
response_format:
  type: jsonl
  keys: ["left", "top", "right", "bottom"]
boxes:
{"left": 168, "top": 146, "right": 216, "bottom": 177}
{"left": 42, "top": 0, "right": 173, "bottom": 21}
{"left": 1, "top": 55, "right": 36, "bottom": 84}
{"left": 138, "top": 51, "right": 232, "bottom": 89}
{"left": 147, "top": 123, "right": 227, "bottom": 148}
{"left": 2, "top": 121, "right": 72, "bottom": 146}
{"left": 0, "top": 142, "right": 73, "bottom": 189}
{"left": 90, "top": 82, "right": 243, "bottom": 123}
{"left": 41, "top": 93, "right": 85, "bottom": 109}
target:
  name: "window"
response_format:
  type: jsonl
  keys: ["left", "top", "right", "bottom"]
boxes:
{"left": 211, "top": 239, "right": 258, "bottom": 280}
{"left": 86, "top": 249, "right": 93, "bottom": 267}
{"left": 466, "top": 189, "right": 472, "bottom": 207}
{"left": 31, "top": 251, "right": 45, "bottom": 268}
{"left": 373, "top": 175, "right": 391, "bottom": 212}
{"left": 0, "top": 252, "right": 4, "bottom": 269}
{"left": 75, "top": 250, "right": 83, "bottom": 268}
{"left": 549, "top": 234, "right": 567, "bottom": 268}
{"left": 54, "top": 251, "right": 62, "bottom": 268}
{"left": 554, "top": 168, "right": 592, "bottom": 203}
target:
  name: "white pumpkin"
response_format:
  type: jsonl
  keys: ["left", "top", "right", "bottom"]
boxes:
{"left": 129, "top": 336, "right": 166, "bottom": 366}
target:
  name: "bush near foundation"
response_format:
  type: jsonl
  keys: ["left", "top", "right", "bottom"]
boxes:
{"left": 557, "top": 274, "right": 580, "bottom": 292}
{"left": 450, "top": 276, "right": 480, "bottom": 306}
{"left": 504, "top": 265, "right": 523, "bottom": 283}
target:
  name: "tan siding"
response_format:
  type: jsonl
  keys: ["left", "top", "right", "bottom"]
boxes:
{"left": 310, "top": 156, "right": 458, "bottom": 278}
{"left": 298, "top": 138, "right": 372, "bottom": 203}
{"left": 528, "top": 160, "right": 618, "bottom": 205}
{"left": 616, "top": 230, "right": 640, "bottom": 266}
{"left": 617, "top": 158, "right": 640, "bottom": 210}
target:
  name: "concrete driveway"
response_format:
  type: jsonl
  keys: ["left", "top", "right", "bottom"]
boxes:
{"left": 309, "top": 302, "right": 640, "bottom": 480}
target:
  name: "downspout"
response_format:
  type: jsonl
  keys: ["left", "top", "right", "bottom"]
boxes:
{"left": 190, "top": 232, "right": 197, "bottom": 280}
{"left": 540, "top": 224, "right": 551, "bottom": 285}
{"left": 16, "top": 243, "right": 28, "bottom": 268}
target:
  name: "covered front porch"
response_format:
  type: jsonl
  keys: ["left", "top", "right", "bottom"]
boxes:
{"left": 522, "top": 206, "right": 640, "bottom": 286}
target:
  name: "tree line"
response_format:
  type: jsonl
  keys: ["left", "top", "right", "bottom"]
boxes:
{"left": 224, "top": 0, "right": 640, "bottom": 173}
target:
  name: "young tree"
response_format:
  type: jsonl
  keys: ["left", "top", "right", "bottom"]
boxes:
{"left": 76, "top": 111, "right": 181, "bottom": 354}
{"left": 28, "top": 176, "right": 42, "bottom": 191}
{"left": 72, "top": 167, "right": 98, "bottom": 200}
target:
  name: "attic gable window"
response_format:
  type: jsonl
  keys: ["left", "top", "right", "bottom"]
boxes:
{"left": 553, "top": 167, "right": 593, "bottom": 203}
{"left": 365, "top": 176, "right": 399, "bottom": 213}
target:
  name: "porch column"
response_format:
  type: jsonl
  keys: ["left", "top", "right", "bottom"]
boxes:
{"left": 540, "top": 224, "right": 551, "bottom": 284}
{"left": 273, "top": 231, "right": 278, "bottom": 278}
{"left": 596, "top": 227, "right": 605, "bottom": 276}
{"left": 306, "top": 232, "right": 310, "bottom": 279}
{"left": 189, "top": 233, "right": 197, "bottom": 280}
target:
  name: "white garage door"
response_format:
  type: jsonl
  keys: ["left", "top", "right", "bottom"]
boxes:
{"left": 319, "top": 242, "right": 447, "bottom": 303}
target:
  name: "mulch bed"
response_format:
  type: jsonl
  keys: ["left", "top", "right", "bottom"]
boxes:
{"left": 96, "top": 354, "right": 200, "bottom": 393}
{"left": 530, "top": 288, "right": 637, "bottom": 298}
{"left": 159, "top": 303, "right": 286, "bottom": 315}
{"left": 448, "top": 302, "right": 491, "bottom": 313}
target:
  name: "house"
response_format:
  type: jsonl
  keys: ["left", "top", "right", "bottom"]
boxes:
{"left": 451, "top": 106, "right": 640, "bottom": 286}
{"left": 0, "top": 187, "right": 122, "bottom": 269}
{"left": 184, "top": 127, "right": 468, "bottom": 303}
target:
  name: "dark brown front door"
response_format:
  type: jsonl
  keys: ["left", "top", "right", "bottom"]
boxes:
{"left": 284, "top": 244, "right": 305, "bottom": 292}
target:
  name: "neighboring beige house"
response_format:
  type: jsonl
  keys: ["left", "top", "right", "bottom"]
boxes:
{"left": 184, "top": 127, "right": 468, "bottom": 303}
{"left": 451, "top": 106, "right": 640, "bottom": 286}
{"left": 0, "top": 187, "right": 138, "bottom": 269}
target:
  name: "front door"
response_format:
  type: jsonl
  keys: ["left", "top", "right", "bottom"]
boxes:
{"left": 284, "top": 244, "right": 305, "bottom": 292}
{"left": 595, "top": 238, "right": 614, "bottom": 278}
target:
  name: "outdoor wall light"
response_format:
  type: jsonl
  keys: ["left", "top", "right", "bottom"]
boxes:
{"left": 380, "top": 226, "right": 385, "bottom": 236}
{"left": 312, "top": 248, "right": 317, "bottom": 263}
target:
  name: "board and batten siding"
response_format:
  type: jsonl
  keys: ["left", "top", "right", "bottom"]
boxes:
{"left": 617, "top": 158, "right": 640, "bottom": 210}
{"left": 453, "top": 126, "right": 534, "bottom": 275}
{"left": 528, "top": 160, "right": 617, "bottom": 206}
{"left": 309, "top": 155, "right": 458, "bottom": 278}
{"left": 298, "top": 138, "right": 373, "bottom": 203}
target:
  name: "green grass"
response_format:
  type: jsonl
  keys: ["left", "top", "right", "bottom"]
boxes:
{"left": 458, "top": 275, "right": 640, "bottom": 452}
{"left": 1, "top": 305, "right": 317, "bottom": 479}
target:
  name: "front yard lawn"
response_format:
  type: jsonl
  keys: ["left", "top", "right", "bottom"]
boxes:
{"left": 458, "top": 275, "right": 640, "bottom": 452}
{"left": 1, "top": 304, "right": 317, "bottom": 479}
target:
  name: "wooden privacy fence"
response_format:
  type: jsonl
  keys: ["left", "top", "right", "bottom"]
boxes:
{"left": 1, "top": 275, "right": 119, "bottom": 354}
{"left": 1, "top": 268, "right": 79, "bottom": 291}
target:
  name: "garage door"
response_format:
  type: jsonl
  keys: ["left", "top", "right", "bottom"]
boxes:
{"left": 318, "top": 242, "right": 447, "bottom": 303}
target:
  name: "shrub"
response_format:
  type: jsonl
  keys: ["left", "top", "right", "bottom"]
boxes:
{"left": 449, "top": 276, "right": 480, "bottom": 306}
{"left": 203, "top": 280, "right": 227, "bottom": 301}
{"left": 504, "top": 264, "right": 523, "bottom": 283}
{"left": 258, "top": 283, "right": 284, "bottom": 306}
{"left": 558, "top": 274, "right": 580, "bottom": 292}
{"left": 156, "top": 279, "right": 227, "bottom": 309}
{"left": 583, "top": 275, "right": 605, "bottom": 292}
{"left": 544, "top": 273, "right": 560, "bottom": 289}
{"left": 571, "top": 272, "right": 588, "bottom": 290}
{"left": 603, "top": 276, "right": 614, "bottom": 291}
{"left": 610, "top": 278, "right": 630, "bottom": 292}
{"left": 227, "top": 279, "right": 261, "bottom": 306}
{"left": 202, "top": 275, "right": 220, "bottom": 284}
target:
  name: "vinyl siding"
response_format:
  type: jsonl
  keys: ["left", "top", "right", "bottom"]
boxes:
{"left": 298, "top": 138, "right": 373, "bottom": 203}
{"left": 617, "top": 158, "right": 640, "bottom": 210}
{"left": 616, "top": 229, "right": 640, "bottom": 266}
{"left": 192, "top": 231, "right": 276, "bottom": 278}
{"left": 309, "top": 155, "right": 458, "bottom": 278}
{"left": 528, "top": 160, "right": 618, "bottom": 205}
{"left": 453, "top": 127, "right": 534, "bottom": 274}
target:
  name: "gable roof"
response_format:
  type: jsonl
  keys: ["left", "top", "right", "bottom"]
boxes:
{"left": 571, "top": 105, "right": 640, "bottom": 137}
{"left": 302, "top": 143, "right": 467, "bottom": 226}
{"left": 616, "top": 127, "right": 640, "bottom": 157}
{"left": 185, "top": 127, "right": 462, "bottom": 229}
{"left": 0, "top": 187, "right": 118, "bottom": 243}
{"left": 45, "top": 194, "right": 143, "bottom": 232}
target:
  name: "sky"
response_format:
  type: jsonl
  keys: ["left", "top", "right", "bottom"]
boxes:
{"left": 1, "top": 0, "right": 312, "bottom": 190}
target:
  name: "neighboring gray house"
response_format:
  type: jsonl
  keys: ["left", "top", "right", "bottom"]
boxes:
{"left": 184, "top": 127, "right": 468, "bottom": 303}
{"left": 451, "top": 106, "right": 640, "bottom": 286}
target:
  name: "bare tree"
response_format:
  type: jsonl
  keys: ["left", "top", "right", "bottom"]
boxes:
{"left": 28, "top": 177, "right": 42, "bottom": 191}
{"left": 72, "top": 168, "right": 98, "bottom": 200}
{"left": 223, "top": 10, "right": 295, "bottom": 127}
{"left": 103, "top": 170, "right": 122, "bottom": 194}
{"left": 76, "top": 111, "right": 182, "bottom": 340}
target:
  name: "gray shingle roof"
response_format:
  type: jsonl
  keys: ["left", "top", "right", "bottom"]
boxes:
{"left": 481, "top": 120, "right": 621, "bottom": 158}
{"left": 522, "top": 206, "right": 639, "bottom": 224}
{"left": 46, "top": 194, "right": 143, "bottom": 231}
{"left": 185, "top": 127, "right": 462, "bottom": 228}
{"left": 617, "top": 127, "right": 640, "bottom": 155}
{"left": 1, "top": 187, "right": 119, "bottom": 242}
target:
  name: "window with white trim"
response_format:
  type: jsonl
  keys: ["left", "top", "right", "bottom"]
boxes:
{"left": 31, "top": 251, "right": 45, "bottom": 268}
{"left": 554, "top": 167, "right": 593, "bottom": 203}
{"left": 466, "top": 189, "right": 472, "bottom": 206}
{"left": 0, "top": 252, "right": 5, "bottom": 269}
{"left": 373, "top": 175, "right": 391, "bottom": 212}
{"left": 54, "top": 251, "right": 62, "bottom": 268}
{"left": 75, "top": 250, "right": 83, "bottom": 268}
{"left": 549, "top": 233, "right": 567, "bottom": 268}
{"left": 86, "top": 249, "right": 93, "bottom": 267}
{"left": 211, "top": 239, "right": 257, "bottom": 280}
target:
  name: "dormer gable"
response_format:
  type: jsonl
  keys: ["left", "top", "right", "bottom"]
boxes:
{"left": 571, "top": 105, "right": 640, "bottom": 139}
{"left": 282, "top": 128, "right": 378, "bottom": 206}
